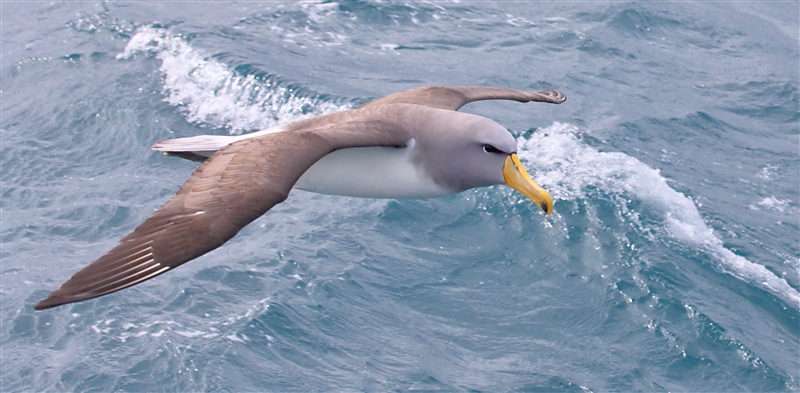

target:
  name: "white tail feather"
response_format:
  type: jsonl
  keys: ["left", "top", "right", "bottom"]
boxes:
{"left": 151, "top": 125, "right": 287, "bottom": 154}
{"left": 151, "top": 134, "right": 239, "bottom": 153}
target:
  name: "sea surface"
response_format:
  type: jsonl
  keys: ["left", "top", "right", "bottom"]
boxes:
{"left": 1, "top": 1, "right": 798, "bottom": 391}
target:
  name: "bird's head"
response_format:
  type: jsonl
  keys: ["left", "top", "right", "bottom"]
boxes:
{"left": 413, "top": 110, "right": 553, "bottom": 215}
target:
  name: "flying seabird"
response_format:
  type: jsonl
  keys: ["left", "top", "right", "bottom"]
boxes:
{"left": 34, "top": 85, "right": 566, "bottom": 310}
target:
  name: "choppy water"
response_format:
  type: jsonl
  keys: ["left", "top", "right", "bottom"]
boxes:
{"left": 1, "top": 2, "right": 798, "bottom": 391}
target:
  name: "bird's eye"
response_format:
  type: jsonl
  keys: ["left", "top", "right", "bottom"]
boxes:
{"left": 482, "top": 144, "right": 503, "bottom": 154}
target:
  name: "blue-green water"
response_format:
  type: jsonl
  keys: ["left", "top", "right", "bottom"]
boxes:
{"left": 2, "top": 2, "right": 798, "bottom": 391}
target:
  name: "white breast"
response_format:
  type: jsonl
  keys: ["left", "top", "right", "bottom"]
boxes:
{"left": 294, "top": 140, "right": 453, "bottom": 199}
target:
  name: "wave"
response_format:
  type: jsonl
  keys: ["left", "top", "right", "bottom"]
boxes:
{"left": 114, "top": 25, "right": 798, "bottom": 307}
{"left": 116, "top": 26, "right": 350, "bottom": 134}
{"left": 71, "top": 296, "right": 272, "bottom": 343}
{"left": 518, "top": 123, "right": 800, "bottom": 306}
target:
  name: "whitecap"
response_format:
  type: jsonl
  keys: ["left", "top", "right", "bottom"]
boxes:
{"left": 518, "top": 122, "right": 800, "bottom": 306}
{"left": 175, "top": 330, "right": 206, "bottom": 338}
{"left": 301, "top": 1, "right": 341, "bottom": 24}
{"left": 226, "top": 334, "right": 245, "bottom": 343}
{"left": 117, "top": 26, "right": 349, "bottom": 134}
{"left": 754, "top": 196, "right": 791, "bottom": 212}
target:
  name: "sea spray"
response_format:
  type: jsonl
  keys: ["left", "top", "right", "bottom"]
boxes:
{"left": 518, "top": 122, "right": 800, "bottom": 306}
{"left": 117, "top": 26, "right": 349, "bottom": 134}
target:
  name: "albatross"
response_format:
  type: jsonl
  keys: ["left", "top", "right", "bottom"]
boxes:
{"left": 34, "top": 85, "right": 566, "bottom": 310}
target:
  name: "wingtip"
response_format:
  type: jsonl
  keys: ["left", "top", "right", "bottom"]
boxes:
{"left": 535, "top": 89, "right": 567, "bottom": 104}
{"left": 35, "top": 290, "right": 107, "bottom": 310}
{"left": 35, "top": 288, "right": 102, "bottom": 310}
{"left": 34, "top": 295, "right": 61, "bottom": 310}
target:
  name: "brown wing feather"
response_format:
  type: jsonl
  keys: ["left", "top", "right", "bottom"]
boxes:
{"left": 358, "top": 86, "right": 566, "bottom": 111}
{"left": 35, "top": 118, "right": 408, "bottom": 310}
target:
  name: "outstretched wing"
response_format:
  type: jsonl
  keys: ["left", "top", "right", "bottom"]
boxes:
{"left": 35, "top": 117, "right": 408, "bottom": 310}
{"left": 358, "top": 86, "right": 566, "bottom": 111}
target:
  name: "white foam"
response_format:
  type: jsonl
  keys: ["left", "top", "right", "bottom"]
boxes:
{"left": 301, "top": 1, "right": 341, "bottom": 24}
{"left": 175, "top": 330, "right": 206, "bottom": 338}
{"left": 756, "top": 164, "right": 780, "bottom": 180}
{"left": 753, "top": 196, "right": 791, "bottom": 213}
{"left": 117, "top": 26, "right": 349, "bottom": 134}
{"left": 380, "top": 44, "right": 400, "bottom": 53}
{"left": 226, "top": 334, "right": 245, "bottom": 343}
{"left": 518, "top": 123, "right": 800, "bottom": 306}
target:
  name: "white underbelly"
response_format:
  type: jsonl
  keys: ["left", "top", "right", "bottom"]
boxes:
{"left": 294, "top": 143, "right": 453, "bottom": 199}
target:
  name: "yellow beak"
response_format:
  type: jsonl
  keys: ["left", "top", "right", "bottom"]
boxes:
{"left": 503, "top": 153, "right": 553, "bottom": 215}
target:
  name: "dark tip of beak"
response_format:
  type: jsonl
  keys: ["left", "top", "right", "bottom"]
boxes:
{"left": 540, "top": 202, "right": 550, "bottom": 214}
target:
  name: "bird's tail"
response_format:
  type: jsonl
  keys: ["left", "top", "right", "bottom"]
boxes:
{"left": 152, "top": 125, "right": 289, "bottom": 162}
{"left": 151, "top": 134, "right": 242, "bottom": 162}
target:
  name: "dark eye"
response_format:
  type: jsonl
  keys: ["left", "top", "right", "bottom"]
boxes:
{"left": 482, "top": 144, "right": 503, "bottom": 154}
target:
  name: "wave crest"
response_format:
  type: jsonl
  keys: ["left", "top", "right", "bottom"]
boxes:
{"left": 117, "top": 26, "right": 349, "bottom": 134}
{"left": 519, "top": 122, "right": 799, "bottom": 306}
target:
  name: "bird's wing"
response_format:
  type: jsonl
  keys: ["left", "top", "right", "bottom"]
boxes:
{"left": 358, "top": 86, "right": 566, "bottom": 111}
{"left": 35, "top": 117, "right": 408, "bottom": 310}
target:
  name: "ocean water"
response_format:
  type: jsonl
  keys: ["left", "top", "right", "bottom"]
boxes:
{"left": 1, "top": 1, "right": 798, "bottom": 391}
